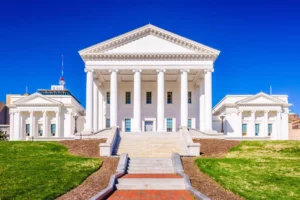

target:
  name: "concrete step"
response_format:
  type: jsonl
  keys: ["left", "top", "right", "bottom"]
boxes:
{"left": 127, "top": 170, "right": 175, "bottom": 174}
{"left": 116, "top": 178, "right": 185, "bottom": 190}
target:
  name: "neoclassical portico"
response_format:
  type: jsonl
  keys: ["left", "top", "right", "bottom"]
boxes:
{"left": 79, "top": 25, "right": 220, "bottom": 134}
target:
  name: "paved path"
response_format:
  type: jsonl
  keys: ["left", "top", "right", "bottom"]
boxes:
{"left": 107, "top": 190, "right": 194, "bottom": 200}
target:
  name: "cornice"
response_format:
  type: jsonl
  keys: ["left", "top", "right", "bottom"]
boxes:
{"left": 81, "top": 53, "right": 217, "bottom": 62}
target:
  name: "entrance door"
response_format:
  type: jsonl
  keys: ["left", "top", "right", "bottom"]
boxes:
{"left": 125, "top": 119, "right": 131, "bottom": 132}
{"left": 145, "top": 121, "right": 153, "bottom": 132}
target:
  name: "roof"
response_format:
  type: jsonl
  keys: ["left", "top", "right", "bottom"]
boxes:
{"left": 79, "top": 24, "right": 220, "bottom": 62}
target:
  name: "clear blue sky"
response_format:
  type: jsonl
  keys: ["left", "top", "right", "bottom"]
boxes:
{"left": 1, "top": 0, "right": 299, "bottom": 113}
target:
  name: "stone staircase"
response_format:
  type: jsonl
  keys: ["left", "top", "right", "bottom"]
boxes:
{"left": 113, "top": 132, "right": 186, "bottom": 157}
{"left": 115, "top": 157, "right": 186, "bottom": 190}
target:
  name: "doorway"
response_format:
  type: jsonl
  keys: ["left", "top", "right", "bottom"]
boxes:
{"left": 145, "top": 121, "right": 153, "bottom": 132}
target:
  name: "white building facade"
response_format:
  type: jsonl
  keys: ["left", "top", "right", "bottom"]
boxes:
{"left": 79, "top": 24, "right": 220, "bottom": 134}
{"left": 8, "top": 86, "right": 85, "bottom": 141}
{"left": 212, "top": 92, "right": 290, "bottom": 139}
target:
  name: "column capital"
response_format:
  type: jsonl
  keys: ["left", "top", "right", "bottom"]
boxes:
{"left": 156, "top": 69, "right": 166, "bottom": 73}
{"left": 204, "top": 68, "right": 214, "bottom": 73}
{"left": 264, "top": 110, "right": 269, "bottom": 114}
{"left": 9, "top": 111, "right": 15, "bottom": 115}
{"left": 84, "top": 68, "right": 94, "bottom": 73}
{"left": 132, "top": 69, "right": 142, "bottom": 73}
{"left": 180, "top": 69, "right": 190, "bottom": 73}
{"left": 42, "top": 110, "right": 48, "bottom": 114}
{"left": 109, "top": 69, "right": 119, "bottom": 73}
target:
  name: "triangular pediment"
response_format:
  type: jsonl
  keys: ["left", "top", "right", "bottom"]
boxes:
{"left": 237, "top": 92, "right": 286, "bottom": 105}
{"left": 79, "top": 24, "right": 220, "bottom": 56}
{"left": 13, "top": 93, "right": 62, "bottom": 106}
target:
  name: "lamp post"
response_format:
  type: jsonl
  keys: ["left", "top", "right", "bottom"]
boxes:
{"left": 220, "top": 115, "right": 225, "bottom": 133}
{"left": 73, "top": 113, "right": 79, "bottom": 139}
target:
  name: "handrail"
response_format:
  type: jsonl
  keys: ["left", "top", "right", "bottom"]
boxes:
{"left": 90, "top": 153, "right": 128, "bottom": 200}
{"left": 179, "top": 127, "right": 200, "bottom": 156}
{"left": 99, "top": 126, "right": 119, "bottom": 156}
{"left": 171, "top": 153, "right": 210, "bottom": 200}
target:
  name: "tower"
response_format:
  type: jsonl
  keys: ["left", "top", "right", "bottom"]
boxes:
{"left": 59, "top": 54, "right": 65, "bottom": 88}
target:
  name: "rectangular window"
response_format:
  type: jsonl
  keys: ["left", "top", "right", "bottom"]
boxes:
{"left": 51, "top": 124, "right": 56, "bottom": 136}
{"left": 38, "top": 124, "right": 43, "bottom": 136}
{"left": 106, "top": 118, "right": 110, "bottom": 128}
{"left": 188, "top": 91, "right": 192, "bottom": 104}
{"left": 25, "top": 124, "right": 30, "bottom": 136}
{"left": 125, "top": 92, "right": 131, "bottom": 104}
{"left": 268, "top": 124, "right": 272, "bottom": 136}
{"left": 146, "top": 92, "right": 152, "bottom": 104}
{"left": 125, "top": 118, "right": 131, "bottom": 132}
{"left": 242, "top": 124, "right": 247, "bottom": 136}
{"left": 255, "top": 124, "right": 260, "bottom": 136}
{"left": 107, "top": 92, "right": 110, "bottom": 104}
{"left": 167, "top": 92, "right": 172, "bottom": 104}
{"left": 188, "top": 119, "right": 192, "bottom": 128}
{"left": 167, "top": 118, "right": 173, "bottom": 132}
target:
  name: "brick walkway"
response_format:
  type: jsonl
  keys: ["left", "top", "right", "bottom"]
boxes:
{"left": 107, "top": 190, "right": 194, "bottom": 200}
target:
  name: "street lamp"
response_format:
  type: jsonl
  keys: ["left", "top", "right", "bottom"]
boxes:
{"left": 73, "top": 113, "right": 79, "bottom": 139}
{"left": 220, "top": 115, "right": 225, "bottom": 133}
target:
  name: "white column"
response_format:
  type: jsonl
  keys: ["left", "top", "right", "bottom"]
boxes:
{"left": 56, "top": 111, "right": 60, "bottom": 137}
{"left": 199, "top": 78, "right": 205, "bottom": 131}
{"left": 93, "top": 80, "right": 98, "bottom": 132}
{"left": 180, "top": 69, "right": 189, "bottom": 127}
{"left": 68, "top": 111, "right": 73, "bottom": 137}
{"left": 9, "top": 112, "right": 14, "bottom": 140}
{"left": 276, "top": 111, "right": 281, "bottom": 139}
{"left": 133, "top": 69, "right": 142, "bottom": 132}
{"left": 238, "top": 111, "right": 243, "bottom": 137}
{"left": 264, "top": 111, "right": 269, "bottom": 137}
{"left": 110, "top": 69, "right": 118, "bottom": 127}
{"left": 98, "top": 86, "right": 104, "bottom": 130}
{"left": 30, "top": 111, "right": 34, "bottom": 137}
{"left": 157, "top": 69, "right": 165, "bottom": 132}
{"left": 43, "top": 111, "right": 47, "bottom": 137}
{"left": 84, "top": 68, "right": 94, "bottom": 133}
{"left": 204, "top": 69, "right": 213, "bottom": 131}
{"left": 250, "top": 111, "right": 256, "bottom": 137}
{"left": 14, "top": 112, "right": 20, "bottom": 140}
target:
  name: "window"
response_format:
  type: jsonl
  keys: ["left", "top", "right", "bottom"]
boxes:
{"left": 107, "top": 92, "right": 110, "bottom": 104}
{"left": 106, "top": 118, "right": 110, "bottom": 128}
{"left": 146, "top": 92, "right": 152, "bottom": 104}
{"left": 25, "top": 124, "right": 30, "bottom": 136}
{"left": 167, "top": 118, "right": 173, "bottom": 132}
{"left": 125, "top": 118, "right": 131, "bottom": 132}
{"left": 188, "top": 92, "right": 192, "bottom": 104}
{"left": 242, "top": 124, "right": 247, "bottom": 136}
{"left": 125, "top": 92, "right": 131, "bottom": 104}
{"left": 268, "top": 124, "right": 272, "bottom": 136}
{"left": 255, "top": 124, "right": 260, "bottom": 136}
{"left": 51, "top": 124, "right": 56, "bottom": 136}
{"left": 167, "top": 92, "right": 172, "bottom": 104}
{"left": 188, "top": 119, "right": 192, "bottom": 128}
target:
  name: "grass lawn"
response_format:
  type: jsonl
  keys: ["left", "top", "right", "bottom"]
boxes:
{"left": 195, "top": 141, "right": 300, "bottom": 200}
{"left": 0, "top": 141, "right": 102, "bottom": 200}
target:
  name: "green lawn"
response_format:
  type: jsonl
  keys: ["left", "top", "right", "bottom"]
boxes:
{"left": 195, "top": 141, "right": 300, "bottom": 200}
{"left": 0, "top": 142, "right": 101, "bottom": 200}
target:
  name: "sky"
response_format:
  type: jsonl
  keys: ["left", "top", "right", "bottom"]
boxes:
{"left": 0, "top": 0, "right": 299, "bottom": 113}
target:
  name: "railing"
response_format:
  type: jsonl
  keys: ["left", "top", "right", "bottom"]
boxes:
{"left": 179, "top": 127, "right": 200, "bottom": 156}
{"left": 99, "top": 126, "right": 119, "bottom": 156}
{"left": 90, "top": 153, "right": 128, "bottom": 200}
{"left": 171, "top": 153, "right": 210, "bottom": 200}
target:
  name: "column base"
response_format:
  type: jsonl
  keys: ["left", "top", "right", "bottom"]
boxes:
{"left": 203, "top": 129, "right": 219, "bottom": 135}
{"left": 157, "top": 129, "right": 166, "bottom": 132}
{"left": 81, "top": 129, "right": 94, "bottom": 135}
{"left": 131, "top": 129, "right": 141, "bottom": 132}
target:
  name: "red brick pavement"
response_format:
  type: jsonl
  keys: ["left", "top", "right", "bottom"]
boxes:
{"left": 107, "top": 190, "right": 194, "bottom": 200}
{"left": 122, "top": 174, "right": 182, "bottom": 178}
